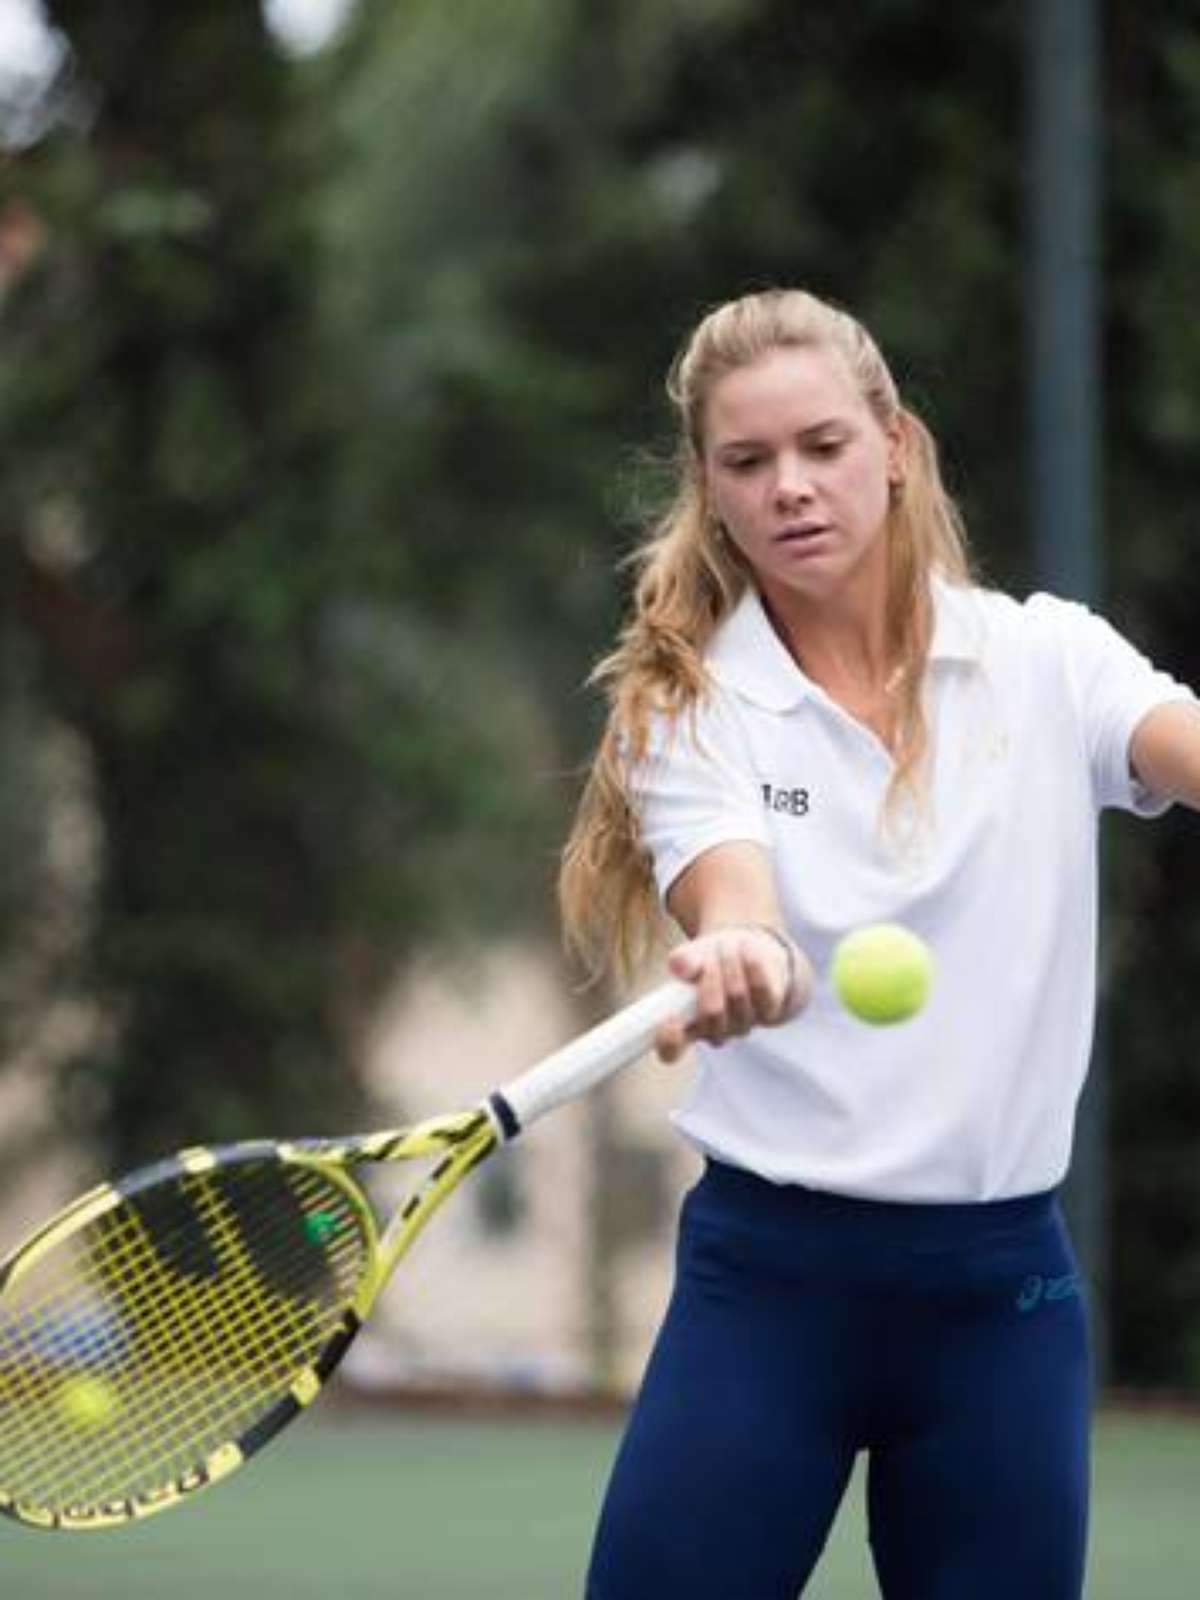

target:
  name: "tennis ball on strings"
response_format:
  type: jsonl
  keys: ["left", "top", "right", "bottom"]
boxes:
{"left": 303, "top": 1210, "right": 340, "bottom": 1245}
{"left": 831, "top": 924, "right": 933, "bottom": 1025}
{"left": 58, "top": 1375, "right": 120, "bottom": 1429}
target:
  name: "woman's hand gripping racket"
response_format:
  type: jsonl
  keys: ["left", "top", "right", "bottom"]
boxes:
{"left": 0, "top": 980, "right": 696, "bottom": 1532}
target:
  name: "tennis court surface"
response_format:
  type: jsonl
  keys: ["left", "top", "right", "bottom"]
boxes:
{"left": 2, "top": 1408, "right": 1198, "bottom": 1596}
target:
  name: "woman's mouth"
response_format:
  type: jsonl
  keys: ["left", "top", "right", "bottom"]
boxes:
{"left": 774, "top": 522, "right": 831, "bottom": 548}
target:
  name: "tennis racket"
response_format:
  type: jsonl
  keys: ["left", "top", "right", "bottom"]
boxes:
{"left": 0, "top": 977, "right": 696, "bottom": 1532}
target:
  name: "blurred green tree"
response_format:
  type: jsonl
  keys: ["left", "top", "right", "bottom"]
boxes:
{"left": 1103, "top": 2, "right": 1200, "bottom": 1389}
{"left": 325, "top": 1, "right": 1029, "bottom": 741}
{"left": 0, "top": 0, "right": 550, "bottom": 1170}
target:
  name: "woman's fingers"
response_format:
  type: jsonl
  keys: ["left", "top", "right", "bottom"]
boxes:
{"left": 718, "top": 936, "right": 755, "bottom": 1036}
{"left": 653, "top": 1017, "right": 690, "bottom": 1064}
{"left": 659, "top": 926, "right": 803, "bottom": 1059}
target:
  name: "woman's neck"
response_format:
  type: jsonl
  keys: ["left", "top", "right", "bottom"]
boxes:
{"left": 758, "top": 570, "right": 895, "bottom": 701}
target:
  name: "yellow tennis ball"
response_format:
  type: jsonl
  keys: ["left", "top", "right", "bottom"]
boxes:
{"left": 58, "top": 1375, "right": 119, "bottom": 1429}
{"left": 831, "top": 924, "right": 933, "bottom": 1025}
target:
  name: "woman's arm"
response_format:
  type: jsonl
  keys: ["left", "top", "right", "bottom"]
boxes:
{"left": 653, "top": 840, "right": 814, "bottom": 1062}
{"left": 1129, "top": 701, "right": 1200, "bottom": 809}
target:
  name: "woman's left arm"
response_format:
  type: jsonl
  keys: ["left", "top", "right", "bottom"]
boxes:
{"left": 1130, "top": 701, "right": 1200, "bottom": 810}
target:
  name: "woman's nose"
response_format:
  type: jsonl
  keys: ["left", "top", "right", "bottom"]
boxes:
{"left": 773, "top": 453, "right": 814, "bottom": 506}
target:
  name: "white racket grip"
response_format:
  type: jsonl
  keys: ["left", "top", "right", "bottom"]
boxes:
{"left": 490, "top": 978, "right": 697, "bottom": 1138}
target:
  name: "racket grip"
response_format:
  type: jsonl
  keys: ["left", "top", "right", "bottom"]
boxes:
{"left": 490, "top": 977, "right": 698, "bottom": 1137}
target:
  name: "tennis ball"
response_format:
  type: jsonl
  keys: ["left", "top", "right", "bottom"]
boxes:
{"left": 58, "top": 1375, "right": 119, "bottom": 1429}
{"left": 303, "top": 1210, "right": 340, "bottom": 1245}
{"left": 831, "top": 923, "right": 933, "bottom": 1025}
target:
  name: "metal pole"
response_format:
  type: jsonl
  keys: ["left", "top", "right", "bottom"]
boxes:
{"left": 1027, "top": 0, "right": 1107, "bottom": 1381}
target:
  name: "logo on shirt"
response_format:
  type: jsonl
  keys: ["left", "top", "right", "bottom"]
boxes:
{"left": 761, "top": 782, "right": 810, "bottom": 818}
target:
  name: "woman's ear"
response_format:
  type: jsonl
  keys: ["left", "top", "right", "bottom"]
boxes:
{"left": 886, "top": 413, "right": 908, "bottom": 490}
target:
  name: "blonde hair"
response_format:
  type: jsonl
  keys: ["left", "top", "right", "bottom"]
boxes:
{"left": 559, "top": 287, "right": 972, "bottom": 981}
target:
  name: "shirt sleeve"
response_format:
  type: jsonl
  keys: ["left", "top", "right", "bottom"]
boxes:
{"left": 628, "top": 692, "right": 772, "bottom": 900}
{"left": 1031, "top": 594, "right": 1197, "bottom": 815}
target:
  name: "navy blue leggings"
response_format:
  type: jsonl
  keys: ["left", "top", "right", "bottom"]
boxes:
{"left": 587, "top": 1161, "right": 1091, "bottom": 1599}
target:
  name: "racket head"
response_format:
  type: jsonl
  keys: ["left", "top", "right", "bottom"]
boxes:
{"left": 0, "top": 1143, "right": 378, "bottom": 1531}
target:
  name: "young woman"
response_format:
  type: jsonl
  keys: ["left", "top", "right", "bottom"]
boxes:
{"left": 560, "top": 288, "right": 1200, "bottom": 1599}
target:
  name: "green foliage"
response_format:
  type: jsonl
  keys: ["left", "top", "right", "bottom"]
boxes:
{"left": 325, "top": 0, "right": 1028, "bottom": 744}
{"left": 1102, "top": 5, "right": 1200, "bottom": 1388}
{"left": 0, "top": 0, "right": 551, "bottom": 1170}
{"left": 3, "top": 0, "right": 1200, "bottom": 1383}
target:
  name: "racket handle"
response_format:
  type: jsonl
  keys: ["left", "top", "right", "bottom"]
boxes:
{"left": 489, "top": 977, "right": 698, "bottom": 1137}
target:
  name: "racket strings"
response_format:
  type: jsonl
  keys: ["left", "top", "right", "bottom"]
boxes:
{"left": 1, "top": 1175, "right": 355, "bottom": 1505}
{"left": 0, "top": 1159, "right": 370, "bottom": 1514}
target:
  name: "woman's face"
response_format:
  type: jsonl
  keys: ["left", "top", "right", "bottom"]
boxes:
{"left": 701, "top": 343, "right": 902, "bottom": 606}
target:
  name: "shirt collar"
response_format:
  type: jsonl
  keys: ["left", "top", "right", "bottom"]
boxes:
{"left": 706, "top": 575, "right": 984, "bottom": 713}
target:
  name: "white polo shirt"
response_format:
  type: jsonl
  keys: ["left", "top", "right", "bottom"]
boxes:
{"left": 634, "top": 578, "right": 1194, "bottom": 1202}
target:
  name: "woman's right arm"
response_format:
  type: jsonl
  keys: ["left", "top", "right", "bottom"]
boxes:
{"left": 654, "top": 840, "right": 813, "bottom": 1063}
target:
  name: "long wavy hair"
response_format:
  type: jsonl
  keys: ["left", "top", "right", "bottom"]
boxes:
{"left": 559, "top": 288, "right": 972, "bottom": 981}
